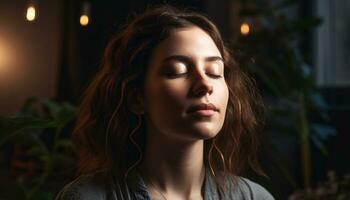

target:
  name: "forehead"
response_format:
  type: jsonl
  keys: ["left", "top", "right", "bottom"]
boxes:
{"left": 149, "top": 26, "right": 222, "bottom": 63}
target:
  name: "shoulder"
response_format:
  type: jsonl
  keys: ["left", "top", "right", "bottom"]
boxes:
{"left": 223, "top": 175, "right": 275, "bottom": 200}
{"left": 238, "top": 177, "right": 275, "bottom": 200}
{"left": 55, "top": 171, "right": 112, "bottom": 200}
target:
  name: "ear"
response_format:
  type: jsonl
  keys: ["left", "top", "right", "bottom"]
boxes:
{"left": 127, "top": 88, "right": 145, "bottom": 115}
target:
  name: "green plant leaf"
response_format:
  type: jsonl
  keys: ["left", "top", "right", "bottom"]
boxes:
{"left": 52, "top": 153, "right": 76, "bottom": 169}
{"left": 54, "top": 103, "right": 76, "bottom": 127}
{"left": 55, "top": 139, "right": 74, "bottom": 151}
{"left": 0, "top": 117, "right": 58, "bottom": 146}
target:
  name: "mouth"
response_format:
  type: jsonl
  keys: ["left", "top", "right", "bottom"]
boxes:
{"left": 187, "top": 103, "right": 219, "bottom": 117}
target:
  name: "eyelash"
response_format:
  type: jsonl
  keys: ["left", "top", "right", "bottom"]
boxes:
{"left": 166, "top": 72, "right": 223, "bottom": 79}
{"left": 207, "top": 74, "right": 223, "bottom": 79}
{"left": 165, "top": 72, "right": 187, "bottom": 79}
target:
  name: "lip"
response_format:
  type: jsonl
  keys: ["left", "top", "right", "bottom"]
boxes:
{"left": 187, "top": 103, "right": 219, "bottom": 117}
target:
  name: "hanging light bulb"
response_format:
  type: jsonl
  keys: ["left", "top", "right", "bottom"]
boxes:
{"left": 26, "top": 1, "right": 37, "bottom": 22}
{"left": 240, "top": 22, "right": 250, "bottom": 35}
{"left": 80, "top": 15, "right": 89, "bottom": 26}
{"left": 26, "top": 6, "right": 36, "bottom": 21}
{"left": 80, "top": 2, "right": 91, "bottom": 26}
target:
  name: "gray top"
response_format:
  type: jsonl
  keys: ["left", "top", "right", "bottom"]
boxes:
{"left": 55, "top": 169, "right": 274, "bottom": 200}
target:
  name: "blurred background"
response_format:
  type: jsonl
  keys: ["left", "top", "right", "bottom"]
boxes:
{"left": 0, "top": 0, "right": 349, "bottom": 199}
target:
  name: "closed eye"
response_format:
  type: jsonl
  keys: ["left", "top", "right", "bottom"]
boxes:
{"left": 165, "top": 72, "right": 189, "bottom": 78}
{"left": 205, "top": 63, "right": 224, "bottom": 79}
{"left": 207, "top": 73, "right": 223, "bottom": 79}
{"left": 162, "top": 61, "right": 189, "bottom": 78}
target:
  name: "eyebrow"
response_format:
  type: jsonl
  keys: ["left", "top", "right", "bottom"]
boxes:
{"left": 161, "top": 55, "right": 224, "bottom": 64}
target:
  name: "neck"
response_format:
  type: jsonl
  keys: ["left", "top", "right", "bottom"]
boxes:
{"left": 141, "top": 130, "right": 205, "bottom": 200}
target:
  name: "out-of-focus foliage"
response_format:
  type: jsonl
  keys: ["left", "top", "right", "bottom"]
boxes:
{"left": 0, "top": 97, "right": 77, "bottom": 200}
{"left": 289, "top": 171, "right": 350, "bottom": 200}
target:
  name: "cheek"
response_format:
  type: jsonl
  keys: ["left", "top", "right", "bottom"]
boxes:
{"left": 217, "top": 81, "right": 229, "bottom": 107}
{"left": 144, "top": 80, "right": 188, "bottom": 117}
{"left": 143, "top": 81, "right": 190, "bottom": 137}
{"left": 223, "top": 85, "right": 229, "bottom": 108}
{"left": 217, "top": 82, "right": 229, "bottom": 123}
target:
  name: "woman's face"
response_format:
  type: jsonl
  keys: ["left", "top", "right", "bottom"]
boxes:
{"left": 142, "top": 26, "right": 229, "bottom": 142}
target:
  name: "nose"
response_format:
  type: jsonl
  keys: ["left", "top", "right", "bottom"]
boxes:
{"left": 191, "top": 72, "right": 214, "bottom": 97}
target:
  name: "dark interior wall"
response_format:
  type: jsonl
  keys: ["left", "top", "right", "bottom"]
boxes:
{"left": 0, "top": 0, "right": 62, "bottom": 116}
{"left": 320, "top": 88, "right": 350, "bottom": 178}
{"left": 309, "top": 0, "right": 350, "bottom": 186}
{"left": 56, "top": 0, "right": 133, "bottom": 103}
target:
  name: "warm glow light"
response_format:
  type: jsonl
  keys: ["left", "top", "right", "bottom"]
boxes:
{"left": 26, "top": 6, "right": 36, "bottom": 21}
{"left": 0, "top": 43, "right": 8, "bottom": 67}
{"left": 240, "top": 23, "right": 250, "bottom": 35}
{"left": 80, "top": 15, "right": 89, "bottom": 26}
{"left": 0, "top": 37, "right": 13, "bottom": 75}
{"left": 0, "top": 44, "right": 6, "bottom": 70}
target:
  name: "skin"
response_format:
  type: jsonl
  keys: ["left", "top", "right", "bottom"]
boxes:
{"left": 139, "top": 26, "right": 229, "bottom": 200}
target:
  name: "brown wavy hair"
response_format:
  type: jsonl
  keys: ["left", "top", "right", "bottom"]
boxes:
{"left": 73, "top": 4, "right": 264, "bottom": 187}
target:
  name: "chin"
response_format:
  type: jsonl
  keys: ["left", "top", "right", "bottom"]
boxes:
{"left": 164, "top": 126, "right": 219, "bottom": 142}
{"left": 162, "top": 120, "right": 223, "bottom": 142}
{"left": 186, "top": 124, "right": 221, "bottom": 140}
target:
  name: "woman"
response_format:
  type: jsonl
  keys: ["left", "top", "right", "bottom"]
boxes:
{"left": 56, "top": 5, "right": 274, "bottom": 200}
